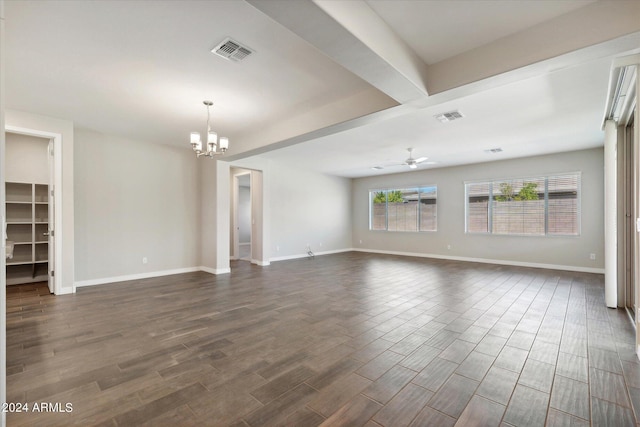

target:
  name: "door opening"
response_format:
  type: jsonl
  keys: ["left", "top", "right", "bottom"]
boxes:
{"left": 230, "top": 166, "right": 266, "bottom": 268}
{"left": 4, "top": 132, "right": 55, "bottom": 292}
{"left": 626, "top": 112, "right": 637, "bottom": 322}
{"left": 237, "top": 173, "right": 251, "bottom": 262}
{"left": 230, "top": 168, "right": 252, "bottom": 263}
{"left": 623, "top": 118, "right": 636, "bottom": 319}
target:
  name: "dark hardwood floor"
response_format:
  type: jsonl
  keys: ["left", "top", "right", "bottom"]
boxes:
{"left": 6, "top": 252, "right": 640, "bottom": 426}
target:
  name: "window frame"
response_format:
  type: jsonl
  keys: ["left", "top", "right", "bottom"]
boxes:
{"left": 369, "top": 185, "right": 438, "bottom": 233}
{"left": 464, "top": 172, "right": 581, "bottom": 237}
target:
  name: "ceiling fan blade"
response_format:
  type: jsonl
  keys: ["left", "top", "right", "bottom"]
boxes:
{"left": 372, "top": 150, "right": 429, "bottom": 171}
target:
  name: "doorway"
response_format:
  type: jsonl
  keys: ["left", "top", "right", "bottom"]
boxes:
{"left": 229, "top": 166, "right": 267, "bottom": 268}
{"left": 622, "top": 116, "right": 636, "bottom": 319}
{"left": 4, "top": 129, "right": 60, "bottom": 294}
{"left": 236, "top": 173, "right": 251, "bottom": 262}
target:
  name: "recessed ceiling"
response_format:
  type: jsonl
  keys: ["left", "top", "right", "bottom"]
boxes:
{"left": 256, "top": 56, "right": 612, "bottom": 178}
{"left": 4, "top": 0, "right": 395, "bottom": 151}
{"left": 365, "top": 0, "right": 597, "bottom": 65}
{"left": 4, "top": 0, "right": 639, "bottom": 180}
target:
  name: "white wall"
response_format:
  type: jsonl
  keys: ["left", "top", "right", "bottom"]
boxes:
{"left": 5, "top": 133, "right": 48, "bottom": 183}
{"left": 238, "top": 185, "right": 251, "bottom": 243}
{"left": 74, "top": 128, "right": 200, "bottom": 283}
{"left": 352, "top": 148, "right": 604, "bottom": 272}
{"left": 200, "top": 158, "right": 231, "bottom": 274}
{"left": 268, "top": 160, "right": 352, "bottom": 259}
{"left": 250, "top": 169, "right": 265, "bottom": 264}
{"left": 0, "top": 1, "right": 6, "bottom": 423}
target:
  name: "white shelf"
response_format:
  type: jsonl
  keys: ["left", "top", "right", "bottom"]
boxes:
{"left": 5, "top": 182, "right": 49, "bottom": 285}
{"left": 5, "top": 182, "right": 32, "bottom": 203}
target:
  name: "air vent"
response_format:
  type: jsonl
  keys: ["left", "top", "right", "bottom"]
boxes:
{"left": 372, "top": 166, "right": 384, "bottom": 170}
{"left": 211, "top": 38, "right": 254, "bottom": 62}
{"left": 484, "top": 148, "right": 503, "bottom": 154}
{"left": 434, "top": 110, "right": 464, "bottom": 123}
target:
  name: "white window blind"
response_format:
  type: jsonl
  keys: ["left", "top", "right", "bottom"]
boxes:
{"left": 547, "top": 174, "right": 580, "bottom": 235}
{"left": 465, "top": 173, "right": 580, "bottom": 236}
{"left": 466, "top": 182, "right": 490, "bottom": 233}
{"left": 369, "top": 186, "right": 437, "bottom": 232}
{"left": 492, "top": 178, "right": 545, "bottom": 235}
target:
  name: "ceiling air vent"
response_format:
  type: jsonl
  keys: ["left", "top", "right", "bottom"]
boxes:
{"left": 211, "top": 38, "right": 254, "bottom": 62}
{"left": 484, "top": 148, "right": 503, "bottom": 154}
{"left": 434, "top": 110, "right": 464, "bottom": 123}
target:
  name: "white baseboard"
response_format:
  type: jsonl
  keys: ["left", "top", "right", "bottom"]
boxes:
{"left": 352, "top": 248, "right": 605, "bottom": 274}
{"left": 71, "top": 248, "right": 601, "bottom": 293}
{"left": 56, "top": 286, "right": 74, "bottom": 295}
{"left": 270, "top": 248, "right": 353, "bottom": 263}
{"left": 200, "top": 266, "right": 231, "bottom": 275}
{"left": 74, "top": 267, "right": 202, "bottom": 289}
{"left": 74, "top": 265, "right": 235, "bottom": 292}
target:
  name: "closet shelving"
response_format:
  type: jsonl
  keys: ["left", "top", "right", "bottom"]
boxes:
{"left": 5, "top": 182, "right": 49, "bottom": 285}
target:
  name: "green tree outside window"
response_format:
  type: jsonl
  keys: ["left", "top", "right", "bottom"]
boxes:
{"left": 373, "top": 190, "right": 404, "bottom": 203}
{"left": 495, "top": 182, "right": 539, "bottom": 201}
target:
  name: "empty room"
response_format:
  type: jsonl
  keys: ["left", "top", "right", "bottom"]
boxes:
{"left": 1, "top": 0, "right": 640, "bottom": 426}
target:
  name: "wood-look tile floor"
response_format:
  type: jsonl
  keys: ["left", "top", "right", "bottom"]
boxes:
{"left": 6, "top": 252, "right": 640, "bottom": 426}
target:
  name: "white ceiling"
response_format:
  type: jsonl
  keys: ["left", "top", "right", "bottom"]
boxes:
{"left": 258, "top": 56, "right": 612, "bottom": 177}
{"left": 365, "top": 0, "right": 597, "bottom": 65}
{"left": 4, "top": 0, "right": 394, "bottom": 150}
{"left": 4, "top": 0, "right": 640, "bottom": 179}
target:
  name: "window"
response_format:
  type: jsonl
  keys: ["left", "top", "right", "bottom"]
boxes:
{"left": 465, "top": 173, "right": 580, "bottom": 236}
{"left": 369, "top": 186, "right": 437, "bottom": 232}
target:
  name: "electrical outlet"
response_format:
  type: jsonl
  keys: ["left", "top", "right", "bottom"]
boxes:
{"left": 447, "top": 244, "right": 451, "bottom": 250}
{"left": 276, "top": 245, "right": 280, "bottom": 252}
{"left": 142, "top": 257, "right": 148, "bottom": 264}
{"left": 319, "top": 242, "right": 322, "bottom": 247}
{"left": 359, "top": 240, "right": 363, "bottom": 244}
{"left": 590, "top": 253, "right": 596, "bottom": 260}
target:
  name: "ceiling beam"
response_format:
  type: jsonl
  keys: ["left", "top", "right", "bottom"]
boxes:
{"left": 246, "top": 0, "right": 429, "bottom": 106}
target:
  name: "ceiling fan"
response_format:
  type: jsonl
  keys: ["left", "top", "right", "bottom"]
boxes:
{"left": 404, "top": 148, "right": 428, "bottom": 169}
{"left": 373, "top": 148, "right": 430, "bottom": 170}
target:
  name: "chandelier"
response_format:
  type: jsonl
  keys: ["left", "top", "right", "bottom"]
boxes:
{"left": 190, "top": 100, "right": 229, "bottom": 158}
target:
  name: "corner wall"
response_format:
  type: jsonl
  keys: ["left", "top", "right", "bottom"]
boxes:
{"left": 200, "top": 158, "right": 230, "bottom": 274}
{"left": 352, "top": 148, "right": 604, "bottom": 272}
{"left": 74, "top": 128, "right": 200, "bottom": 284}
{"left": 229, "top": 157, "right": 353, "bottom": 263}
{"left": 268, "top": 160, "right": 352, "bottom": 260}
